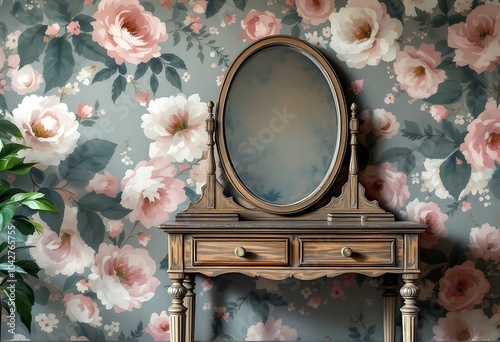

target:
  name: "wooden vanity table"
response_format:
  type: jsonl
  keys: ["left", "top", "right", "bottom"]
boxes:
{"left": 161, "top": 36, "right": 426, "bottom": 342}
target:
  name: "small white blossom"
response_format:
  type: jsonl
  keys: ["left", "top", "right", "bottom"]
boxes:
{"left": 182, "top": 72, "right": 191, "bottom": 82}
{"left": 104, "top": 321, "right": 120, "bottom": 337}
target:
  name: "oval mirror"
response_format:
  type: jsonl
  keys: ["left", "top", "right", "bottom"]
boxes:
{"left": 217, "top": 35, "right": 347, "bottom": 215}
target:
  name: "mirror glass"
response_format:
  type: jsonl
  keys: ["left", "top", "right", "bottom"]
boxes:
{"left": 217, "top": 36, "right": 346, "bottom": 214}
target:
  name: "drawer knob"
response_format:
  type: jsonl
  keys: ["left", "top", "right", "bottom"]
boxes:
{"left": 234, "top": 246, "right": 246, "bottom": 257}
{"left": 341, "top": 246, "right": 352, "bottom": 258}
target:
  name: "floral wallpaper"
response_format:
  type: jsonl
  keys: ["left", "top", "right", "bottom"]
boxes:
{"left": 0, "top": 0, "right": 499, "bottom": 341}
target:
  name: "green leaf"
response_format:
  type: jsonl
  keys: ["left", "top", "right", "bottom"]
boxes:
{"left": 490, "top": 168, "right": 500, "bottom": 200}
{"left": 380, "top": 0, "right": 404, "bottom": 22}
{"left": 291, "top": 24, "right": 301, "bottom": 38}
{"left": 142, "top": 1, "right": 155, "bottom": 13}
{"left": 72, "top": 33, "right": 111, "bottom": 63}
{"left": 34, "top": 286, "right": 50, "bottom": 305}
{"left": 77, "top": 207, "right": 105, "bottom": 251}
{"left": 248, "top": 291, "right": 269, "bottom": 323}
{"left": 10, "top": 217, "right": 37, "bottom": 235}
{"left": 0, "top": 202, "right": 16, "bottom": 231}
{"left": 439, "top": 151, "right": 471, "bottom": 199}
{"left": 165, "top": 66, "right": 182, "bottom": 90}
{"left": 448, "top": 13, "right": 466, "bottom": 25}
{"left": 377, "top": 147, "right": 415, "bottom": 174}
{"left": 148, "top": 58, "right": 163, "bottom": 74}
{"left": 43, "top": 37, "right": 75, "bottom": 93}
{"left": 0, "top": 94, "right": 7, "bottom": 111}
{"left": 11, "top": 192, "right": 44, "bottom": 202}
{"left": 425, "top": 80, "right": 462, "bottom": 104}
{"left": 101, "top": 203, "right": 132, "bottom": 220}
{"left": 417, "top": 136, "right": 456, "bottom": 159}
{"left": 0, "top": 141, "right": 28, "bottom": 158}
{"left": 72, "top": 14, "right": 95, "bottom": 32}
{"left": 45, "top": 0, "right": 84, "bottom": 24}
{"left": 431, "top": 14, "right": 448, "bottom": 28}
{"left": 38, "top": 188, "right": 64, "bottom": 235}
{"left": 18, "top": 24, "right": 48, "bottom": 68}
{"left": 448, "top": 241, "right": 467, "bottom": 266}
{"left": 59, "top": 139, "right": 117, "bottom": 187}
{"left": 92, "top": 67, "right": 117, "bottom": 83}
{"left": 63, "top": 274, "right": 86, "bottom": 291}
{"left": 466, "top": 75, "right": 488, "bottom": 118}
{"left": 15, "top": 260, "right": 41, "bottom": 278}
{"left": 0, "top": 21, "right": 7, "bottom": 41}
{"left": 441, "top": 119, "right": 462, "bottom": 144}
{"left": 134, "top": 63, "right": 148, "bottom": 80}
{"left": 233, "top": 0, "right": 247, "bottom": 11}
{"left": 160, "top": 53, "right": 187, "bottom": 69}
{"left": 11, "top": 2, "right": 43, "bottom": 25}
{"left": 13, "top": 286, "right": 34, "bottom": 332}
{"left": 118, "top": 63, "right": 127, "bottom": 75}
{"left": 281, "top": 11, "right": 300, "bottom": 25}
{"left": 78, "top": 192, "right": 121, "bottom": 211}
{"left": 173, "top": 31, "right": 181, "bottom": 46}
{"left": 205, "top": 0, "right": 226, "bottom": 18}
{"left": 150, "top": 74, "right": 159, "bottom": 95}
{"left": 111, "top": 75, "right": 127, "bottom": 103}
{"left": 0, "top": 120, "right": 22, "bottom": 139}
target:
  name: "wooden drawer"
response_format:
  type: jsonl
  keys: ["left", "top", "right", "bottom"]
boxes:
{"left": 192, "top": 237, "right": 289, "bottom": 266}
{"left": 299, "top": 238, "right": 395, "bottom": 266}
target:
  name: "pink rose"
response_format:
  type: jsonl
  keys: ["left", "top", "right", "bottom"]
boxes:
{"left": 120, "top": 157, "right": 187, "bottom": 228}
{"left": 438, "top": 261, "right": 490, "bottom": 312}
{"left": 329, "top": 0, "right": 403, "bottom": 69}
{"left": 192, "top": 0, "right": 207, "bottom": 14}
{"left": 469, "top": 223, "right": 500, "bottom": 262}
{"left": 86, "top": 170, "right": 119, "bottom": 197}
{"left": 189, "top": 159, "right": 207, "bottom": 194}
{"left": 77, "top": 104, "right": 93, "bottom": 119}
{"left": 91, "top": 0, "right": 168, "bottom": 64}
{"left": 239, "top": 10, "right": 282, "bottom": 42}
{"left": 68, "top": 21, "right": 81, "bottom": 35}
{"left": 138, "top": 232, "right": 151, "bottom": 246}
{"left": 460, "top": 97, "right": 500, "bottom": 170}
{"left": 448, "top": 3, "right": 500, "bottom": 73}
{"left": 45, "top": 23, "right": 60, "bottom": 37}
{"left": 8, "top": 64, "right": 43, "bottom": 95}
{"left": 295, "top": 0, "right": 336, "bottom": 26}
{"left": 8, "top": 95, "right": 80, "bottom": 166}
{"left": 429, "top": 105, "right": 449, "bottom": 122}
{"left": 183, "top": 15, "right": 202, "bottom": 34}
{"left": 394, "top": 43, "right": 446, "bottom": 99}
{"left": 406, "top": 199, "right": 448, "bottom": 248}
{"left": 433, "top": 309, "right": 500, "bottom": 341}
{"left": 106, "top": 220, "right": 123, "bottom": 238}
{"left": 145, "top": 311, "right": 170, "bottom": 341}
{"left": 134, "top": 91, "right": 150, "bottom": 106}
{"left": 307, "top": 296, "right": 322, "bottom": 308}
{"left": 63, "top": 294, "right": 102, "bottom": 327}
{"left": 26, "top": 207, "right": 95, "bottom": 277}
{"left": 88, "top": 243, "right": 160, "bottom": 312}
{"left": 245, "top": 316, "right": 297, "bottom": 341}
{"left": 360, "top": 108, "right": 400, "bottom": 139}
{"left": 350, "top": 79, "right": 364, "bottom": 95}
{"left": 359, "top": 162, "right": 410, "bottom": 212}
{"left": 7, "top": 54, "right": 20, "bottom": 69}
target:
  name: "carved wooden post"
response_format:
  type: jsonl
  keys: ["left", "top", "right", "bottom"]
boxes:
{"left": 349, "top": 103, "right": 359, "bottom": 209}
{"left": 168, "top": 273, "right": 187, "bottom": 342}
{"left": 205, "top": 100, "right": 216, "bottom": 209}
{"left": 183, "top": 274, "right": 196, "bottom": 342}
{"left": 400, "top": 273, "right": 419, "bottom": 342}
{"left": 383, "top": 273, "right": 398, "bottom": 342}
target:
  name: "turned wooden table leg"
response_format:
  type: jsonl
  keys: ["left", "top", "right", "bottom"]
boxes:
{"left": 400, "top": 273, "right": 419, "bottom": 342}
{"left": 183, "top": 274, "right": 196, "bottom": 342}
{"left": 383, "top": 273, "right": 398, "bottom": 342}
{"left": 168, "top": 273, "right": 187, "bottom": 342}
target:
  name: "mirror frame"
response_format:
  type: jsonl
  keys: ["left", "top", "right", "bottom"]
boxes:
{"left": 216, "top": 35, "right": 348, "bottom": 215}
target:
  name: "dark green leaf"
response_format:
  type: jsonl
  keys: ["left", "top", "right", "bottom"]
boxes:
{"left": 438, "top": 57, "right": 475, "bottom": 83}
{"left": 134, "top": 63, "right": 148, "bottom": 80}
{"left": 150, "top": 74, "right": 159, "bottom": 95}
{"left": 0, "top": 94, "right": 7, "bottom": 111}
{"left": 11, "top": 2, "right": 43, "bottom": 25}
{"left": 159, "top": 254, "right": 168, "bottom": 270}
{"left": 439, "top": 151, "right": 471, "bottom": 199}
{"left": 72, "top": 14, "right": 95, "bottom": 32}
{"left": 59, "top": 139, "right": 117, "bottom": 187}
{"left": 377, "top": 147, "right": 415, "bottom": 174}
{"left": 160, "top": 53, "right": 187, "bottom": 69}
{"left": 78, "top": 192, "right": 121, "bottom": 212}
{"left": 43, "top": 37, "right": 75, "bottom": 93}
{"left": 13, "top": 289, "right": 33, "bottom": 332}
{"left": 380, "top": 0, "right": 404, "bottom": 21}
{"left": 45, "top": 0, "right": 84, "bottom": 24}
{"left": 15, "top": 260, "right": 41, "bottom": 278}
{"left": 118, "top": 63, "right": 127, "bottom": 75}
{"left": 173, "top": 31, "right": 180, "bottom": 46}
{"left": 233, "top": 0, "right": 247, "bottom": 11}
{"left": 448, "top": 241, "right": 467, "bottom": 266}
{"left": 205, "top": 0, "right": 226, "bottom": 18}
{"left": 77, "top": 207, "right": 105, "bottom": 251}
{"left": 441, "top": 119, "right": 462, "bottom": 144}
{"left": 466, "top": 75, "right": 488, "bottom": 118}
{"left": 148, "top": 58, "right": 163, "bottom": 74}
{"left": 367, "top": 324, "right": 375, "bottom": 335}
{"left": 0, "top": 202, "right": 16, "bottom": 231}
{"left": 435, "top": 40, "right": 455, "bottom": 58}
{"left": 448, "top": 14, "right": 466, "bottom": 25}
{"left": 425, "top": 80, "right": 462, "bottom": 104}
{"left": 63, "top": 274, "right": 86, "bottom": 291}
{"left": 0, "top": 118, "right": 23, "bottom": 140}
{"left": 431, "top": 14, "right": 448, "bottom": 28}
{"left": 111, "top": 75, "right": 127, "bottom": 103}
{"left": 100, "top": 203, "right": 131, "bottom": 220}
{"left": 281, "top": 11, "right": 301, "bottom": 25}
{"left": 75, "top": 322, "right": 107, "bottom": 342}
{"left": 438, "top": 0, "right": 453, "bottom": 14}
{"left": 420, "top": 248, "right": 448, "bottom": 264}
{"left": 165, "top": 66, "right": 182, "bottom": 90}
{"left": 490, "top": 168, "right": 500, "bottom": 200}
{"left": 291, "top": 24, "right": 301, "bottom": 38}
{"left": 11, "top": 217, "right": 37, "bottom": 235}
{"left": 34, "top": 286, "right": 50, "bottom": 305}
{"left": 0, "top": 21, "right": 7, "bottom": 41}
{"left": 417, "top": 136, "right": 457, "bottom": 159}
{"left": 18, "top": 24, "right": 48, "bottom": 68}
{"left": 72, "top": 33, "right": 110, "bottom": 63}
{"left": 39, "top": 188, "right": 64, "bottom": 235}
{"left": 248, "top": 291, "right": 269, "bottom": 323}
{"left": 92, "top": 67, "right": 117, "bottom": 83}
